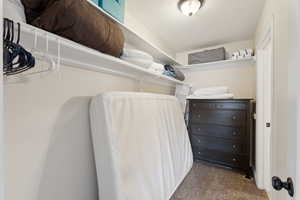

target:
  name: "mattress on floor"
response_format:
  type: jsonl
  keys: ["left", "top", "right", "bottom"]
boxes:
{"left": 90, "top": 92, "right": 193, "bottom": 200}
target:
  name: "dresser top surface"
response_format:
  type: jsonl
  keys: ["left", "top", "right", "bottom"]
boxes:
{"left": 188, "top": 99, "right": 254, "bottom": 102}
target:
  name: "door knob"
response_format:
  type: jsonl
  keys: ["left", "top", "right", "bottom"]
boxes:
{"left": 272, "top": 176, "right": 294, "bottom": 197}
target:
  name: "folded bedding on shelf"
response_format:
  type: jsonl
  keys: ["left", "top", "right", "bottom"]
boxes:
{"left": 148, "top": 62, "right": 165, "bottom": 74}
{"left": 121, "top": 49, "right": 154, "bottom": 69}
{"left": 193, "top": 86, "right": 229, "bottom": 96}
{"left": 187, "top": 93, "right": 234, "bottom": 99}
{"left": 121, "top": 57, "right": 154, "bottom": 69}
{"left": 90, "top": 92, "right": 193, "bottom": 200}
{"left": 121, "top": 49, "right": 154, "bottom": 60}
{"left": 22, "top": 0, "right": 125, "bottom": 57}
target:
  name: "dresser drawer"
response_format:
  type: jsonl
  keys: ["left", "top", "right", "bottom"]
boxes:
{"left": 190, "top": 124, "right": 245, "bottom": 140}
{"left": 191, "top": 110, "right": 246, "bottom": 126}
{"left": 190, "top": 102, "right": 247, "bottom": 111}
{"left": 190, "top": 135, "right": 247, "bottom": 154}
{"left": 192, "top": 147, "right": 248, "bottom": 169}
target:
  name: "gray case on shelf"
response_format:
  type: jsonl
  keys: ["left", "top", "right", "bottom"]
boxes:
{"left": 188, "top": 47, "right": 226, "bottom": 65}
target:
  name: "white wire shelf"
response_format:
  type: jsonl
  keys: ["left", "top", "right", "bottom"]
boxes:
{"left": 178, "top": 57, "right": 256, "bottom": 71}
{"left": 16, "top": 22, "right": 185, "bottom": 86}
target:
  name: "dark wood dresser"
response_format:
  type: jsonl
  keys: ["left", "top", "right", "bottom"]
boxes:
{"left": 187, "top": 99, "right": 254, "bottom": 176}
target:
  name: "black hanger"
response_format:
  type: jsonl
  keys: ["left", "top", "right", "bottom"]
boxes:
{"left": 16, "top": 23, "right": 20, "bottom": 44}
{"left": 3, "top": 18, "right": 36, "bottom": 76}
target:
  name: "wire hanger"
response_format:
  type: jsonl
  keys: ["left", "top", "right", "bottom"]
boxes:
{"left": 23, "top": 30, "right": 56, "bottom": 76}
{"left": 3, "top": 18, "right": 36, "bottom": 76}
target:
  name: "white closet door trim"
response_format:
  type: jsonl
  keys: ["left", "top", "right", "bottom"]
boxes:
{"left": 0, "top": 1, "right": 5, "bottom": 200}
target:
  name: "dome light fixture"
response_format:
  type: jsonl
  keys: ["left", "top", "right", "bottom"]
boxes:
{"left": 178, "top": 0, "right": 204, "bottom": 16}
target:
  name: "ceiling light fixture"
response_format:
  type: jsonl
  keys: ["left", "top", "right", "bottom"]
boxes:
{"left": 178, "top": 0, "right": 204, "bottom": 16}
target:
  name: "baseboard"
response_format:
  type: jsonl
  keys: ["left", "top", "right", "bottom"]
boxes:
{"left": 253, "top": 168, "right": 259, "bottom": 186}
{"left": 253, "top": 167, "right": 266, "bottom": 190}
{"left": 266, "top": 190, "right": 272, "bottom": 200}
{"left": 253, "top": 168, "right": 273, "bottom": 199}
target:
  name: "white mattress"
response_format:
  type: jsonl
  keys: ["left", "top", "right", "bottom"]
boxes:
{"left": 90, "top": 92, "right": 193, "bottom": 200}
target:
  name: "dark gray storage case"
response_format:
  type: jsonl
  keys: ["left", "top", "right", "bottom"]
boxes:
{"left": 188, "top": 47, "right": 226, "bottom": 65}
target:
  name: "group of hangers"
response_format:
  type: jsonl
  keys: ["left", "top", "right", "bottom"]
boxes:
{"left": 3, "top": 18, "right": 35, "bottom": 76}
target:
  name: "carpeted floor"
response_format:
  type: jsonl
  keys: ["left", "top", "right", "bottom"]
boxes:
{"left": 171, "top": 162, "right": 268, "bottom": 200}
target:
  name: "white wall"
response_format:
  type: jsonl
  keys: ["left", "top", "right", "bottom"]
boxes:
{"left": 124, "top": 7, "right": 175, "bottom": 58}
{"left": 183, "top": 62, "right": 256, "bottom": 98}
{"left": 3, "top": 2, "right": 177, "bottom": 200}
{"left": 177, "top": 40, "right": 256, "bottom": 99}
{"left": 255, "top": 0, "right": 295, "bottom": 199}
{"left": 176, "top": 40, "right": 254, "bottom": 65}
{"left": 4, "top": 65, "right": 173, "bottom": 200}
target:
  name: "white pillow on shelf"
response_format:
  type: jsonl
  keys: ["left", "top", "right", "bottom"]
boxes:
{"left": 4, "top": 0, "right": 26, "bottom": 22}
{"left": 121, "top": 48, "right": 154, "bottom": 61}
{"left": 121, "top": 48, "right": 154, "bottom": 69}
{"left": 121, "top": 57, "right": 154, "bottom": 69}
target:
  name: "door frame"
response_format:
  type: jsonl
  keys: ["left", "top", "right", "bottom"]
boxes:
{"left": 0, "top": 1, "right": 4, "bottom": 200}
{"left": 255, "top": 16, "right": 274, "bottom": 192}
{"left": 295, "top": 0, "right": 300, "bottom": 197}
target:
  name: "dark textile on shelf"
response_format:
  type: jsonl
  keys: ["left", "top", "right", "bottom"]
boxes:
{"left": 164, "top": 65, "right": 185, "bottom": 81}
{"left": 188, "top": 47, "right": 226, "bottom": 65}
{"left": 20, "top": 0, "right": 57, "bottom": 23}
{"left": 22, "top": 0, "right": 125, "bottom": 57}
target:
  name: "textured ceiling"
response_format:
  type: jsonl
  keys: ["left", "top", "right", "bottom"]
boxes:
{"left": 127, "top": 0, "right": 266, "bottom": 53}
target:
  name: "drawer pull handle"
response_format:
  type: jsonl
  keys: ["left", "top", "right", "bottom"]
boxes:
{"left": 198, "top": 114, "right": 201, "bottom": 118}
{"left": 233, "top": 145, "right": 236, "bottom": 149}
{"left": 233, "top": 131, "right": 237, "bottom": 136}
{"left": 197, "top": 128, "right": 201, "bottom": 131}
{"left": 193, "top": 104, "right": 196, "bottom": 107}
{"left": 232, "top": 116, "right": 237, "bottom": 120}
{"left": 232, "top": 158, "right": 237, "bottom": 162}
{"left": 197, "top": 152, "right": 201, "bottom": 155}
{"left": 197, "top": 139, "right": 201, "bottom": 143}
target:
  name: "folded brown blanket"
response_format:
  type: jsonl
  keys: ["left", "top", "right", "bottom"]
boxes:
{"left": 21, "top": 0, "right": 57, "bottom": 23}
{"left": 21, "top": 0, "right": 124, "bottom": 57}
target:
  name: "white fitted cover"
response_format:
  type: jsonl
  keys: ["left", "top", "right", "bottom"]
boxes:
{"left": 90, "top": 92, "right": 193, "bottom": 200}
